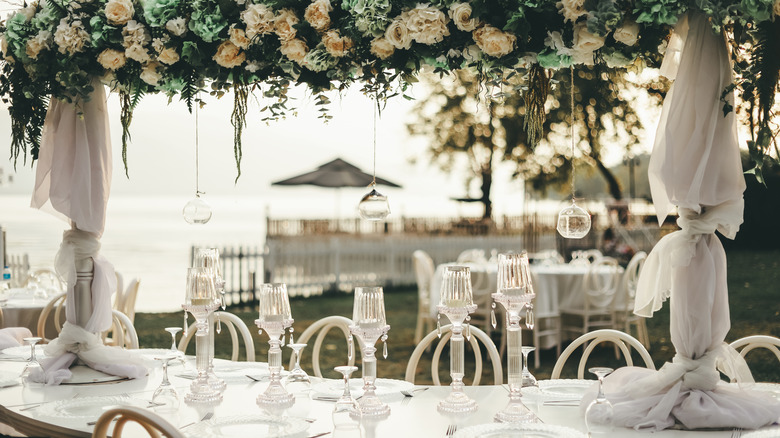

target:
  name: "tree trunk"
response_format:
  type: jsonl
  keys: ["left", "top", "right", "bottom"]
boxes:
{"left": 481, "top": 169, "right": 492, "bottom": 220}
{"left": 585, "top": 127, "right": 623, "bottom": 201}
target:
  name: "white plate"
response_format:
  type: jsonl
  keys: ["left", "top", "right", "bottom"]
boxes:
{"left": 0, "top": 370, "right": 20, "bottom": 388}
{"left": 1, "top": 345, "right": 46, "bottom": 359}
{"left": 186, "top": 415, "right": 309, "bottom": 438}
{"left": 61, "top": 365, "right": 129, "bottom": 385}
{"left": 310, "top": 378, "right": 413, "bottom": 399}
{"left": 522, "top": 379, "right": 593, "bottom": 400}
{"left": 38, "top": 395, "right": 147, "bottom": 420}
{"left": 454, "top": 423, "right": 586, "bottom": 438}
{"left": 743, "top": 429, "right": 780, "bottom": 438}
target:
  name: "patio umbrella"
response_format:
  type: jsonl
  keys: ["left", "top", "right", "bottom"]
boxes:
{"left": 272, "top": 158, "right": 401, "bottom": 188}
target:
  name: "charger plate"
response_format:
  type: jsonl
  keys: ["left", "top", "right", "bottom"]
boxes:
{"left": 310, "top": 378, "right": 412, "bottom": 399}
{"left": 38, "top": 395, "right": 147, "bottom": 421}
{"left": 453, "top": 423, "right": 586, "bottom": 438}
{"left": 521, "top": 379, "right": 593, "bottom": 400}
{"left": 185, "top": 415, "right": 309, "bottom": 438}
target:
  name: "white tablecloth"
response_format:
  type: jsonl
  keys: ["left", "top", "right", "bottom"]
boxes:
{"left": 1, "top": 289, "right": 56, "bottom": 335}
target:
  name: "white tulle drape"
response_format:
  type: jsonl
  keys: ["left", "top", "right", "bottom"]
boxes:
{"left": 580, "top": 12, "right": 780, "bottom": 430}
{"left": 28, "top": 82, "right": 146, "bottom": 384}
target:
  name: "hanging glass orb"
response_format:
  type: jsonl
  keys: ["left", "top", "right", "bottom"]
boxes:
{"left": 358, "top": 188, "right": 390, "bottom": 221}
{"left": 183, "top": 196, "right": 213, "bottom": 224}
{"left": 557, "top": 201, "right": 591, "bottom": 239}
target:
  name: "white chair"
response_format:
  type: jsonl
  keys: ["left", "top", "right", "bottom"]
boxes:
{"left": 92, "top": 405, "right": 185, "bottom": 438}
{"left": 412, "top": 250, "right": 436, "bottom": 344}
{"left": 456, "top": 249, "right": 486, "bottom": 263}
{"left": 23, "top": 268, "right": 65, "bottom": 292}
{"left": 37, "top": 292, "right": 67, "bottom": 343}
{"left": 531, "top": 250, "right": 565, "bottom": 265}
{"left": 113, "top": 271, "right": 125, "bottom": 312}
{"left": 291, "top": 316, "right": 361, "bottom": 378}
{"left": 179, "top": 311, "right": 255, "bottom": 362}
{"left": 582, "top": 249, "right": 603, "bottom": 263}
{"left": 551, "top": 329, "right": 655, "bottom": 379}
{"left": 729, "top": 335, "right": 780, "bottom": 382}
{"left": 405, "top": 324, "right": 503, "bottom": 385}
{"left": 613, "top": 251, "right": 649, "bottom": 347}
{"left": 103, "top": 310, "right": 139, "bottom": 349}
{"left": 560, "top": 257, "right": 621, "bottom": 340}
{"left": 115, "top": 278, "right": 140, "bottom": 324}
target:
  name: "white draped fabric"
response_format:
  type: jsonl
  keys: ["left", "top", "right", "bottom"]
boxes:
{"left": 583, "top": 12, "right": 780, "bottom": 430}
{"left": 28, "top": 82, "right": 147, "bottom": 384}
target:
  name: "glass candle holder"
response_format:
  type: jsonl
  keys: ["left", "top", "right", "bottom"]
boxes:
{"left": 437, "top": 266, "right": 478, "bottom": 413}
{"left": 182, "top": 267, "right": 222, "bottom": 404}
{"left": 255, "top": 283, "right": 295, "bottom": 408}
{"left": 194, "top": 248, "right": 227, "bottom": 392}
{"left": 349, "top": 286, "right": 391, "bottom": 417}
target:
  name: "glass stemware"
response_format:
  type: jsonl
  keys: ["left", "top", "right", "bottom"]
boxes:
{"left": 333, "top": 365, "right": 361, "bottom": 424}
{"left": 585, "top": 367, "right": 614, "bottom": 436}
{"left": 283, "top": 343, "right": 311, "bottom": 394}
{"left": 520, "top": 346, "right": 538, "bottom": 388}
{"left": 255, "top": 283, "right": 295, "bottom": 407}
{"left": 437, "top": 266, "right": 478, "bottom": 413}
{"left": 20, "top": 337, "right": 43, "bottom": 385}
{"left": 194, "top": 249, "right": 227, "bottom": 392}
{"left": 164, "top": 327, "right": 187, "bottom": 367}
{"left": 152, "top": 355, "right": 180, "bottom": 412}
{"left": 350, "top": 286, "right": 391, "bottom": 417}
{"left": 182, "top": 267, "right": 222, "bottom": 404}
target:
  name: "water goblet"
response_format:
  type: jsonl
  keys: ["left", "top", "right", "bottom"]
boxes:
{"left": 520, "top": 346, "right": 538, "bottom": 388}
{"left": 255, "top": 283, "right": 295, "bottom": 407}
{"left": 333, "top": 365, "right": 361, "bottom": 424}
{"left": 283, "top": 343, "right": 311, "bottom": 394}
{"left": 350, "top": 286, "right": 391, "bottom": 417}
{"left": 584, "top": 367, "right": 614, "bottom": 436}
{"left": 152, "top": 355, "right": 180, "bottom": 412}
{"left": 20, "top": 337, "right": 43, "bottom": 385}
{"left": 164, "top": 327, "right": 187, "bottom": 366}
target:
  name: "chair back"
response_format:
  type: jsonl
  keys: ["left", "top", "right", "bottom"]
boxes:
{"left": 91, "top": 406, "right": 184, "bottom": 438}
{"left": 551, "top": 329, "right": 655, "bottom": 379}
{"left": 23, "top": 268, "right": 65, "bottom": 294}
{"left": 113, "top": 271, "right": 124, "bottom": 312}
{"left": 118, "top": 278, "right": 140, "bottom": 323}
{"left": 292, "top": 316, "right": 361, "bottom": 378}
{"left": 456, "top": 249, "right": 486, "bottom": 263}
{"left": 729, "top": 335, "right": 780, "bottom": 382}
{"left": 179, "top": 311, "right": 255, "bottom": 361}
{"left": 412, "top": 250, "right": 435, "bottom": 304}
{"left": 405, "top": 324, "right": 503, "bottom": 386}
{"left": 616, "top": 251, "right": 647, "bottom": 312}
{"left": 103, "top": 310, "right": 139, "bottom": 349}
{"left": 583, "top": 257, "right": 620, "bottom": 310}
{"left": 37, "top": 292, "right": 67, "bottom": 343}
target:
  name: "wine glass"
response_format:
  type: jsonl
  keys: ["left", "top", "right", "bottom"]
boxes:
{"left": 350, "top": 286, "right": 390, "bottom": 417}
{"left": 333, "top": 365, "right": 361, "bottom": 424}
{"left": 164, "top": 327, "right": 187, "bottom": 367}
{"left": 20, "top": 337, "right": 43, "bottom": 385}
{"left": 520, "top": 346, "right": 537, "bottom": 387}
{"left": 584, "top": 367, "right": 614, "bottom": 436}
{"left": 152, "top": 355, "right": 180, "bottom": 412}
{"left": 283, "top": 343, "right": 311, "bottom": 393}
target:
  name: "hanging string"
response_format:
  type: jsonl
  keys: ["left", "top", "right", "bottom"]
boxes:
{"left": 570, "top": 67, "right": 576, "bottom": 202}
{"left": 371, "top": 102, "right": 377, "bottom": 187}
{"left": 195, "top": 100, "right": 201, "bottom": 197}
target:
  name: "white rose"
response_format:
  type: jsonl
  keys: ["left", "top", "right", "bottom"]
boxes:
{"left": 242, "top": 4, "right": 275, "bottom": 39}
{"left": 274, "top": 9, "right": 299, "bottom": 42}
{"left": 122, "top": 20, "right": 150, "bottom": 48}
{"left": 472, "top": 25, "right": 516, "bottom": 58}
{"left": 125, "top": 43, "right": 151, "bottom": 63}
{"left": 157, "top": 47, "right": 179, "bottom": 65}
{"left": 404, "top": 6, "right": 450, "bottom": 45}
{"left": 140, "top": 62, "right": 162, "bottom": 85}
{"left": 322, "top": 30, "right": 353, "bottom": 57}
{"left": 613, "top": 20, "right": 639, "bottom": 46}
{"left": 573, "top": 23, "right": 604, "bottom": 52}
{"left": 105, "top": 0, "right": 134, "bottom": 26}
{"left": 448, "top": 3, "right": 479, "bottom": 32}
{"left": 245, "top": 61, "right": 261, "bottom": 72}
{"left": 54, "top": 18, "right": 90, "bottom": 55}
{"left": 279, "top": 38, "right": 308, "bottom": 63}
{"left": 213, "top": 40, "right": 245, "bottom": 68}
{"left": 229, "top": 26, "right": 250, "bottom": 49}
{"left": 304, "top": 0, "right": 332, "bottom": 31}
{"left": 462, "top": 44, "right": 481, "bottom": 62}
{"left": 97, "top": 48, "right": 127, "bottom": 70}
{"left": 166, "top": 17, "right": 188, "bottom": 36}
{"left": 774, "top": 0, "right": 780, "bottom": 17}
{"left": 385, "top": 17, "right": 412, "bottom": 50}
{"left": 370, "top": 37, "right": 394, "bottom": 60}
{"left": 556, "top": 0, "right": 585, "bottom": 23}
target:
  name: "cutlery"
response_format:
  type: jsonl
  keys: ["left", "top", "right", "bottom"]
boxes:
{"left": 180, "top": 411, "right": 214, "bottom": 429}
{"left": 18, "top": 404, "right": 41, "bottom": 411}
{"left": 445, "top": 424, "right": 457, "bottom": 437}
{"left": 401, "top": 387, "right": 429, "bottom": 397}
{"left": 87, "top": 417, "right": 117, "bottom": 426}
{"left": 246, "top": 374, "right": 268, "bottom": 382}
{"left": 307, "top": 433, "right": 331, "bottom": 438}
{"left": 731, "top": 428, "right": 743, "bottom": 438}
{"left": 543, "top": 400, "right": 580, "bottom": 407}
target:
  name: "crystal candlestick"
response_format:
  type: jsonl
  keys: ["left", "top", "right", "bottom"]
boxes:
{"left": 492, "top": 252, "right": 537, "bottom": 423}
{"left": 350, "top": 286, "right": 391, "bottom": 417}
{"left": 182, "top": 267, "right": 222, "bottom": 404}
{"left": 437, "top": 266, "right": 478, "bottom": 413}
{"left": 255, "top": 283, "right": 295, "bottom": 408}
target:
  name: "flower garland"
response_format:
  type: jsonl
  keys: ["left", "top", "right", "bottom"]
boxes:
{"left": 0, "top": 0, "right": 777, "bottom": 176}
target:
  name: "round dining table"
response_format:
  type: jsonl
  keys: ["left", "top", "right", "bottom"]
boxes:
{"left": 1, "top": 288, "right": 58, "bottom": 336}
{"left": 0, "top": 350, "right": 774, "bottom": 437}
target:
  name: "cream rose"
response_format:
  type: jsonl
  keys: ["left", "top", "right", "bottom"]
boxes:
{"left": 385, "top": 17, "right": 412, "bottom": 50}
{"left": 213, "top": 40, "right": 245, "bottom": 68}
{"left": 242, "top": 4, "right": 275, "bottom": 39}
{"left": 54, "top": 19, "right": 90, "bottom": 55}
{"left": 229, "top": 26, "right": 250, "bottom": 49}
{"left": 472, "top": 25, "right": 516, "bottom": 58}
{"left": 556, "top": 0, "right": 585, "bottom": 23}
{"left": 97, "top": 48, "right": 127, "bottom": 70}
{"left": 279, "top": 38, "right": 308, "bottom": 63}
{"left": 166, "top": 17, "right": 188, "bottom": 36}
{"left": 140, "top": 62, "right": 161, "bottom": 85}
{"left": 322, "top": 30, "right": 353, "bottom": 57}
{"left": 125, "top": 43, "right": 151, "bottom": 63}
{"left": 157, "top": 47, "right": 179, "bottom": 65}
{"left": 304, "top": 0, "right": 332, "bottom": 32}
{"left": 274, "top": 9, "right": 299, "bottom": 42}
{"left": 404, "top": 6, "right": 450, "bottom": 45}
{"left": 573, "top": 23, "right": 605, "bottom": 52}
{"left": 25, "top": 31, "right": 51, "bottom": 60}
{"left": 105, "top": 0, "right": 134, "bottom": 26}
{"left": 370, "top": 37, "right": 394, "bottom": 59}
{"left": 613, "top": 20, "right": 639, "bottom": 46}
{"left": 448, "top": 3, "right": 479, "bottom": 32}
{"left": 774, "top": 0, "right": 780, "bottom": 16}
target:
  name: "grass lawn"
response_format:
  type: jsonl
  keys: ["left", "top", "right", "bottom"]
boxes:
{"left": 133, "top": 249, "right": 780, "bottom": 384}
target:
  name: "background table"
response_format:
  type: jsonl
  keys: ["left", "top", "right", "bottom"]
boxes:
{"left": 1, "top": 289, "right": 55, "bottom": 336}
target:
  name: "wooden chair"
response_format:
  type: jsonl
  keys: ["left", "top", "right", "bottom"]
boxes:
{"left": 179, "top": 311, "right": 255, "bottom": 362}
{"left": 37, "top": 292, "right": 67, "bottom": 343}
{"left": 91, "top": 406, "right": 184, "bottom": 438}
{"left": 729, "top": 335, "right": 780, "bottom": 382}
{"left": 115, "top": 278, "right": 140, "bottom": 324}
{"left": 412, "top": 250, "right": 436, "bottom": 344}
{"left": 291, "top": 315, "right": 361, "bottom": 378}
{"left": 456, "top": 249, "right": 486, "bottom": 263}
{"left": 560, "top": 257, "right": 621, "bottom": 340}
{"left": 613, "top": 251, "right": 649, "bottom": 348}
{"left": 551, "top": 329, "right": 655, "bottom": 379}
{"left": 405, "top": 324, "right": 503, "bottom": 385}
{"left": 103, "top": 310, "right": 139, "bottom": 349}
{"left": 113, "top": 272, "right": 124, "bottom": 312}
